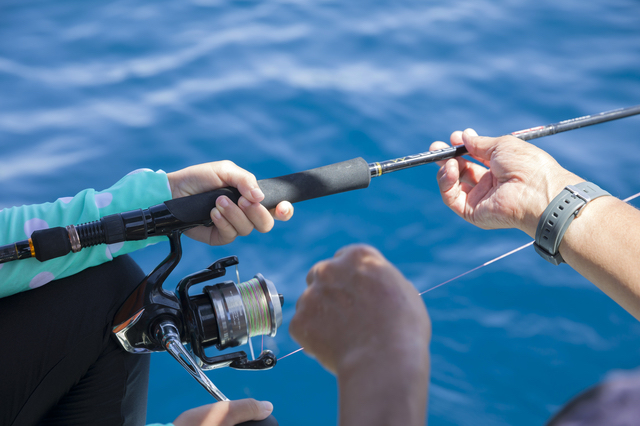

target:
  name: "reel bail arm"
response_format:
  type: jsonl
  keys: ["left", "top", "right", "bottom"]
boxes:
{"left": 155, "top": 320, "right": 229, "bottom": 402}
{"left": 154, "top": 320, "right": 280, "bottom": 426}
{"left": 111, "top": 228, "right": 283, "bottom": 424}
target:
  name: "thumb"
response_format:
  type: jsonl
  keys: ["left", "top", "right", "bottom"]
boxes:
{"left": 461, "top": 128, "right": 499, "bottom": 166}
{"left": 223, "top": 399, "right": 273, "bottom": 426}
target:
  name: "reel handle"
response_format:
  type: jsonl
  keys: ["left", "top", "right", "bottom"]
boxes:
{"left": 157, "top": 321, "right": 280, "bottom": 426}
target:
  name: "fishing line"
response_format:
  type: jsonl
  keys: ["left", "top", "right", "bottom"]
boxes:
{"left": 418, "top": 189, "right": 640, "bottom": 295}
{"left": 623, "top": 193, "right": 640, "bottom": 203}
{"left": 278, "top": 347, "right": 305, "bottom": 360}
{"left": 278, "top": 189, "right": 640, "bottom": 362}
{"left": 418, "top": 241, "right": 535, "bottom": 295}
{"left": 236, "top": 265, "right": 256, "bottom": 361}
{"left": 1, "top": 105, "right": 637, "bottom": 368}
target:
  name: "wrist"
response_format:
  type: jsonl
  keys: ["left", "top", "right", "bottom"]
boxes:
{"left": 337, "top": 344, "right": 430, "bottom": 426}
{"left": 534, "top": 182, "right": 611, "bottom": 265}
{"left": 521, "top": 170, "right": 583, "bottom": 238}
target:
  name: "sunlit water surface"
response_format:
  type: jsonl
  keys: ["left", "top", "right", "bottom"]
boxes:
{"left": 1, "top": 1, "right": 640, "bottom": 425}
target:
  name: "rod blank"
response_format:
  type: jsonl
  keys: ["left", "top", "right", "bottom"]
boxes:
{"left": 370, "top": 104, "right": 640, "bottom": 177}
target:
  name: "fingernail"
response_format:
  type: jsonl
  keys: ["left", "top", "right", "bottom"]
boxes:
{"left": 279, "top": 204, "right": 290, "bottom": 215}
{"left": 260, "top": 401, "right": 273, "bottom": 415}
{"left": 218, "top": 196, "right": 229, "bottom": 208}
{"left": 464, "top": 128, "right": 478, "bottom": 137}
{"left": 251, "top": 188, "right": 265, "bottom": 201}
{"left": 211, "top": 208, "right": 222, "bottom": 220}
{"left": 239, "top": 197, "right": 252, "bottom": 209}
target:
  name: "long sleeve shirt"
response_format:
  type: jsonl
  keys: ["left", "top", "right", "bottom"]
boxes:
{"left": 0, "top": 168, "right": 171, "bottom": 298}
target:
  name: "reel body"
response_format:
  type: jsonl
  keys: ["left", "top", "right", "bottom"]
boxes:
{"left": 112, "top": 231, "right": 283, "bottom": 401}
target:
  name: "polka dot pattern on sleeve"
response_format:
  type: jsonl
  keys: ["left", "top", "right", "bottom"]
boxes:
{"left": 24, "top": 218, "right": 49, "bottom": 238}
{"left": 0, "top": 169, "right": 172, "bottom": 299}
{"left": 94, "top": 192, "right": 113, "bottom": 209}
{"left": 29, "top": 271, "right": 55, "bottom": 289}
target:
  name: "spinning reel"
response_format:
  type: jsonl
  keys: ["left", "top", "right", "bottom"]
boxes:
{"left": 3, "top": 103, "right": 637, "bottom": 426}
{"left": 112, "top": 230, "right": 283, "bottom": 403}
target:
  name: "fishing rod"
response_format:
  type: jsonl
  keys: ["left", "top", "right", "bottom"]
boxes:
{"left": 1, "top": 104, "right": 638, "bottom": 266}
{"left": 0, "top": 105, "right": 637, "bottom": 425}
{"left": 370, "top": 104, "right": 640, "bottom": 177}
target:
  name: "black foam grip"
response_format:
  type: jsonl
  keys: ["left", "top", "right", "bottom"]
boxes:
{"left": 163, "top": 158, "right": 371, "bottom": 224}
{"left": 32, "top": 227, "right": 72, "bottom": 262}
{"left": 163, "top": 187, "right": 242, "bottom": 225}
{"left": 236, "top": 414, "right": 279, "bottom": 426}
{"left": 258, "top": 157, "right": 371, "bottom": 209}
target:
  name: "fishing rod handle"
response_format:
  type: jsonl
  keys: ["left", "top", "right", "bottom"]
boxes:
{"left": 163, "top": 157, "right": 371, "bottom": 224}
{"left": 24, "top": 158, "right": 371, "bottom": 263}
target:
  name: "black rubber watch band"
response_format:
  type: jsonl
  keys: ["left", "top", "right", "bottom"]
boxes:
{"left": 534, "top": 181, "right": 610, "bottom": 265}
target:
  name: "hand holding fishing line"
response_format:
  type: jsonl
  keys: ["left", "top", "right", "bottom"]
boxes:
{"left": 290, "top": 245, "right": 430, "bottom": 426}
{"left": 430, "top": 129, "right": 640, "bottom": 321}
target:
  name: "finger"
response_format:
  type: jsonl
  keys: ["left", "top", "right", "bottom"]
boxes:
{"left": 457, "top": 156, "right": 490, "bottom": 187}
{"left": 333, "top": 244, "right": 354, "bottom": 259}
{"left": 290, "top": 288, "right": 310, "bottom": 340}
{"left": 180, "top": 204, "right": 239, "bottom": 246}
{"left": 238, "top": 197, "right": 275, "bottom": 233}
{"left": 209, "top": 205, "right": 238, "bottom": 245}
{"left": 436, "top": 159, "right": 470, "bottom": 216}
{"left": 222, "top": 399, "right": 273, "bottom": 426}
{"left": 306, "top": 262, "right": 319, "bottom": 286}
{"left": 217, "top": 196, "right": 254, "bottom": 237}
{"left": 450, "top": 130, "right": 465, "bottom": 146}
{"left": 436, "top": 158, "right": 461, "bottom": 195}
{"left": 305, "top": 257, "right": 332, "bottom": 287}
{"left": 271, "top": 201, "right": 294, "bottom": 221}
{"left": 461, "top": 129, "right": 497, "bottom": 168}
{"left": 334, "top": 243, "right": 381, "bottom": 262}
{"left": 428, "top": 141, "right": 452, "bottom": 167}
{"left": 210, "top": 161, "right": 265, "bottom": 203}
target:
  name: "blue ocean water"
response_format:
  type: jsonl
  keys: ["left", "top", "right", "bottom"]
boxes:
{"left": 1, "top": 0, "right": 640, "bottom": 425}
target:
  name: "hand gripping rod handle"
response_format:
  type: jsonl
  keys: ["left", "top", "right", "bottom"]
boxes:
{"left": 163, "top": 157, "right": 372, "bottom": 224}
{"left": 16, "top": 158, "right": 371, "bottom": 263}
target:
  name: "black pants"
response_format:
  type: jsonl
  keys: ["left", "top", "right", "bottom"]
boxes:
{"left": 0, "top": 256, "right": 150, "bottom": 426}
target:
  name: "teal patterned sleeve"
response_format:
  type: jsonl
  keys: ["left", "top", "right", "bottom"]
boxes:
{"left": 0, "top": 169, "right": 173, "bottom": 299}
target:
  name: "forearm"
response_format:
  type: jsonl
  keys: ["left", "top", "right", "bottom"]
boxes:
{"left": 559, "top": 196, "right": 640, "bottom": 320}
{"left": 337, "top": 348, "right": 430, "bottom": 426}
{"left": 0, "top": 169, "right": 171, "bottom": 298}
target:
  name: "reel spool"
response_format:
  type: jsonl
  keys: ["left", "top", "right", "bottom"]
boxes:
{"left": 190, "top": 274, "right": 283, "bottom": 350}
{"left": 112, "top": 231, "right": 283, "bottom": 402}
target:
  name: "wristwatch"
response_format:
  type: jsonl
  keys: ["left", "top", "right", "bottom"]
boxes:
{"left": 534, "top": 181, "right": 610, "bottom": 265}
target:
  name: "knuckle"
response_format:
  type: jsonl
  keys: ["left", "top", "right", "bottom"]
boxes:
{"left": 342, "top": 244, "right": 381, "bottom": 263}
{"left": 257, "top": 223, "right": 274, "bottom": 233}
{"left": 216, "top": 233, "right": 236, "bottom": 245}
{"left": 237, "top": 227, "right": 252, "bottom": 237}
{"left": 288, "top": 314, "right": 301, "bottom": 339}
{"left": 313, "top": 260, "right": 334, "bottom": 282}
{"left": 216, "top": 400, "right": 232, "bottom": 417}
{"left": 219, "top": 159, "right": 236, "bottom": 169}
{"left": 244, "top": 398, "right": 263, "bottom": 416}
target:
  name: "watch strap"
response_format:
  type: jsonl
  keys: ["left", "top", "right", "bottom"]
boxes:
{"left": 534, "top": 181, "right": 610, "bottom": 265}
